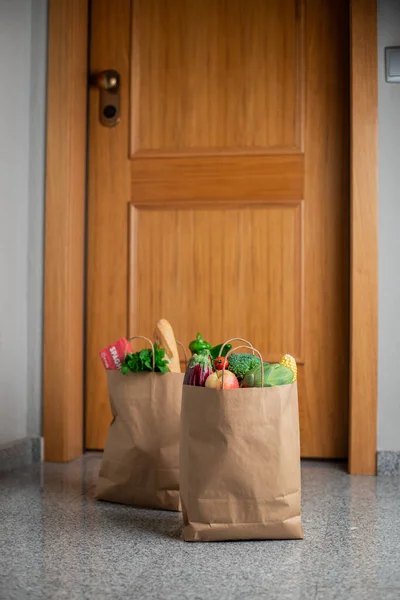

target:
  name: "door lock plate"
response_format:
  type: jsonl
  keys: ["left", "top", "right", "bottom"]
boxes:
{"left": 90, "top": 70, "right": 120, "bottom": 127}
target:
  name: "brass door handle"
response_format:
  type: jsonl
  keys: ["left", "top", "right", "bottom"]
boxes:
{"left": 90, "top": 70, "right": 120, "bottom": 127}
{"left": 91, "top": 70, "right": 119, "bottom": 91}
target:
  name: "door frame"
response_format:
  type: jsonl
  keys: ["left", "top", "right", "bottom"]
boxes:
{"left": 43, "top": 0, "right": 378, "bottom": 474}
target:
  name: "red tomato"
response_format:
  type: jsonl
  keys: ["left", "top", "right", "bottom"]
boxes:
{"left": 213, "top": 356, "right": 229, "bottom": 371}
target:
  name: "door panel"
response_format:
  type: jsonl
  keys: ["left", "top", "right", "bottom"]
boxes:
{"left": 86, "top": 0, "right": 349, "bottom": 457}
{"left": 131, "top": 0, "right": 301, "bottom": 155}
{"left": 130, "top": 155, "right": 304, "bottom": 202}
{"left": 130, "top": 203, "right": 303, "bottom": 364}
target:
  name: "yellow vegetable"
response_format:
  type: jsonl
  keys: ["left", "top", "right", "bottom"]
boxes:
{"left": 280, "top": 354, "right": 297, "bottom": 382}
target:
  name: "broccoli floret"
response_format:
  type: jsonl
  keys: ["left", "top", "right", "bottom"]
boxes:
{"left": 227, "top": 353, "right": 261, "bottom": 381}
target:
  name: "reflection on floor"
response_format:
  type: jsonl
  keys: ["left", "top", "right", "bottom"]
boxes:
{"left": 1, "top": 454, "right": 400, "bottom": 600}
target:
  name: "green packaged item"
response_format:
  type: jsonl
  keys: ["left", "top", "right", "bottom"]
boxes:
{"left": 241, "top": 362, "right": 294, "bottom": 388}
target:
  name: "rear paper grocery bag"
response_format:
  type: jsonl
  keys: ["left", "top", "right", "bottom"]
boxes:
{"left": 180, "top": 382, "right": 303, "bottom": 541}
{"left": 96, "top": 371, "right": 183, "bottom": 511}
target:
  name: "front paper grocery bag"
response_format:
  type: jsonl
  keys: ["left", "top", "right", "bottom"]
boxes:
{"left": 96, "top": 371, "right": 183, "bottom": 511}
{"left": 180, "top": 382, "right": 303, "bottom": 541}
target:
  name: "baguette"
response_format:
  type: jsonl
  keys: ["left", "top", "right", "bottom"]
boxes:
{"left": 154, "top": 319, "right": 181, "bottom": 373}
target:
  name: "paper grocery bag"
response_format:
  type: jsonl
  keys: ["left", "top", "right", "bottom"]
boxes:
{"left": 96, "top": 371, "right": 183, "bottom": 511}
{"left": 180, "top": 382, "right": 303, "bottom": 541}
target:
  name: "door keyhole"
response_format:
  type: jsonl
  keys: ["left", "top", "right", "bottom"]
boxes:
{"left": 90, "top": 70, "right": 120, "bottom": 127}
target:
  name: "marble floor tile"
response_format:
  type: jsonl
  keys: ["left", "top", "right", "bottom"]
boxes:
{"left": 1, "top": 455, "right": 400, "bottom": 600}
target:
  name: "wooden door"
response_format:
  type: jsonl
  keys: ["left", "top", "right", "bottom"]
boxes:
{"left": 86, "top": 0, "right": 349, "bottom": 457}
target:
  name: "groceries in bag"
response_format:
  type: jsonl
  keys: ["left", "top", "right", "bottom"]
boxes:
{"left": 180, "top": 338, "right": 303, "bottom": 542}
{"left": 96, "top": 320, "right": 184, "bottom": 511}
{"left": 183, "top": 335, "right": 298, "bottom": 389}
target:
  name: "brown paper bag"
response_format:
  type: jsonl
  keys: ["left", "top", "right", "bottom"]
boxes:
{"left": 96, "top": 370, "right": 183, "bottom": 511}
{"left": 180, "top": 363, "right": 304, "bottom": 540}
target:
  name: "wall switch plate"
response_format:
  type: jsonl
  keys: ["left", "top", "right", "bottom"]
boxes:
{"left": 385, "top": 47, "right": 400, "bottom": 82}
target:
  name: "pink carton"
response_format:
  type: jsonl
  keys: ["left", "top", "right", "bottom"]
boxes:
{"left": 99, "top": 338, "right": 132, "bottom": 370}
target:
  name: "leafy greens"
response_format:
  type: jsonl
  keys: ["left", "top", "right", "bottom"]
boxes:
{"left": 121, "top": 343, "right": 169, "bottom": 375}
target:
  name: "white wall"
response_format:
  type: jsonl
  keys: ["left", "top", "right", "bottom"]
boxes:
{"left": 27, "top": 0, "right": 47, "bottom": 437}
{"left": 0, "top": 0, "right": 47, "bottom": 444}
{"left": 378, "top": 0, "right": 400, "bottom": 452}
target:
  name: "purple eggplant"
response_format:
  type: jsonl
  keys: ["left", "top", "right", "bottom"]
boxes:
{"left": 183, "top": 350, "right": 213, "bottom": 386}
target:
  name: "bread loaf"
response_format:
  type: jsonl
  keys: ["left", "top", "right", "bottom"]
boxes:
{"left": 154, "top": 319, "right": 181, "bottom": 373}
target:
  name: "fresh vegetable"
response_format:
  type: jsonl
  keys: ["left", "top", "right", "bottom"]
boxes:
{"left": 241, "top": 363, "right": 294, "bottom": 388}
{"left": 280, "top": 354, "right": 297, "bottom": 382}
{"left": 227, "top": 353, "right": 261, "bottom": 381}
{"left": 210, "top": 343, "right": 232, "bottom": 360}
{"left": 205, "top": 370, "right": 239, "bottom": 390}
{"left": 213, "top": 356, "right": 229, "bottom": 370}
{"left": 121, "top": 343, "right": 169, "bottom": 375}
{"left": 184, "top": 350, "right": 213, "bottom": 386}
{"left": 189, "top": 333, "right": 212, "bottom": 356}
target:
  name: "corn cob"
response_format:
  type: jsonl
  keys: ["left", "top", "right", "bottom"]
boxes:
{"left": 280, "top": 354, "right": 297, "bottom": 382}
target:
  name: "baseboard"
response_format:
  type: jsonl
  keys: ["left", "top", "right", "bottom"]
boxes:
{"left": 377, "top": 451, "right": 400, "bottom": 475}
{"left": 0, "top": 436, "right": 42, "bottom": 474}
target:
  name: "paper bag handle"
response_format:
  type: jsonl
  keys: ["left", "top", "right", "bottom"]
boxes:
{"left": 126, "top": 336, "right": 155, "bottom": 370}
{"left": 219, "top": 338, "right": 255, "bottom": 359}
{"left": 222, "top": 344, "right": 264, "bottom": 388}
{"left": 176, "top": 340, "right": 188, "bottom": 367}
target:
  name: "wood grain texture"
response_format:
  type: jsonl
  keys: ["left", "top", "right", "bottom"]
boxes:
{"left": 43, "top": 0, "right": 88, "bottom": 461}
{"left": 85, "top": 0, "right": 132, "bottom": 449}
{"left": 87, "top": 0, "right": 350, "bottom": 455}
{"left": 300, "top": 0, "right": 350, "bottom": 458}
{"left": 131, "top": 0, "right": 303, "bottom": 156}
{"left": 349, "top": 0, "right": 378, "bottom": 475}
{"left": 44, "top": 0, "right": 377, "bottom": 464}
{"left": 131, "top": 155, "right": 304, "bottom": 204}
{"left": 129, "top": 203, "right": 304, "bottom": 364}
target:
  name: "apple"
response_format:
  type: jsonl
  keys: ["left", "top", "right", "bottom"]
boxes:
{"left": 205, "top": 370, "right": 239, "bottom": 390}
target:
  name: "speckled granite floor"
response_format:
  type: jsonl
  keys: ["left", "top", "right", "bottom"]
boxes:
{"left": 1, "top": 455, "right": 400, "bottom": 600}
